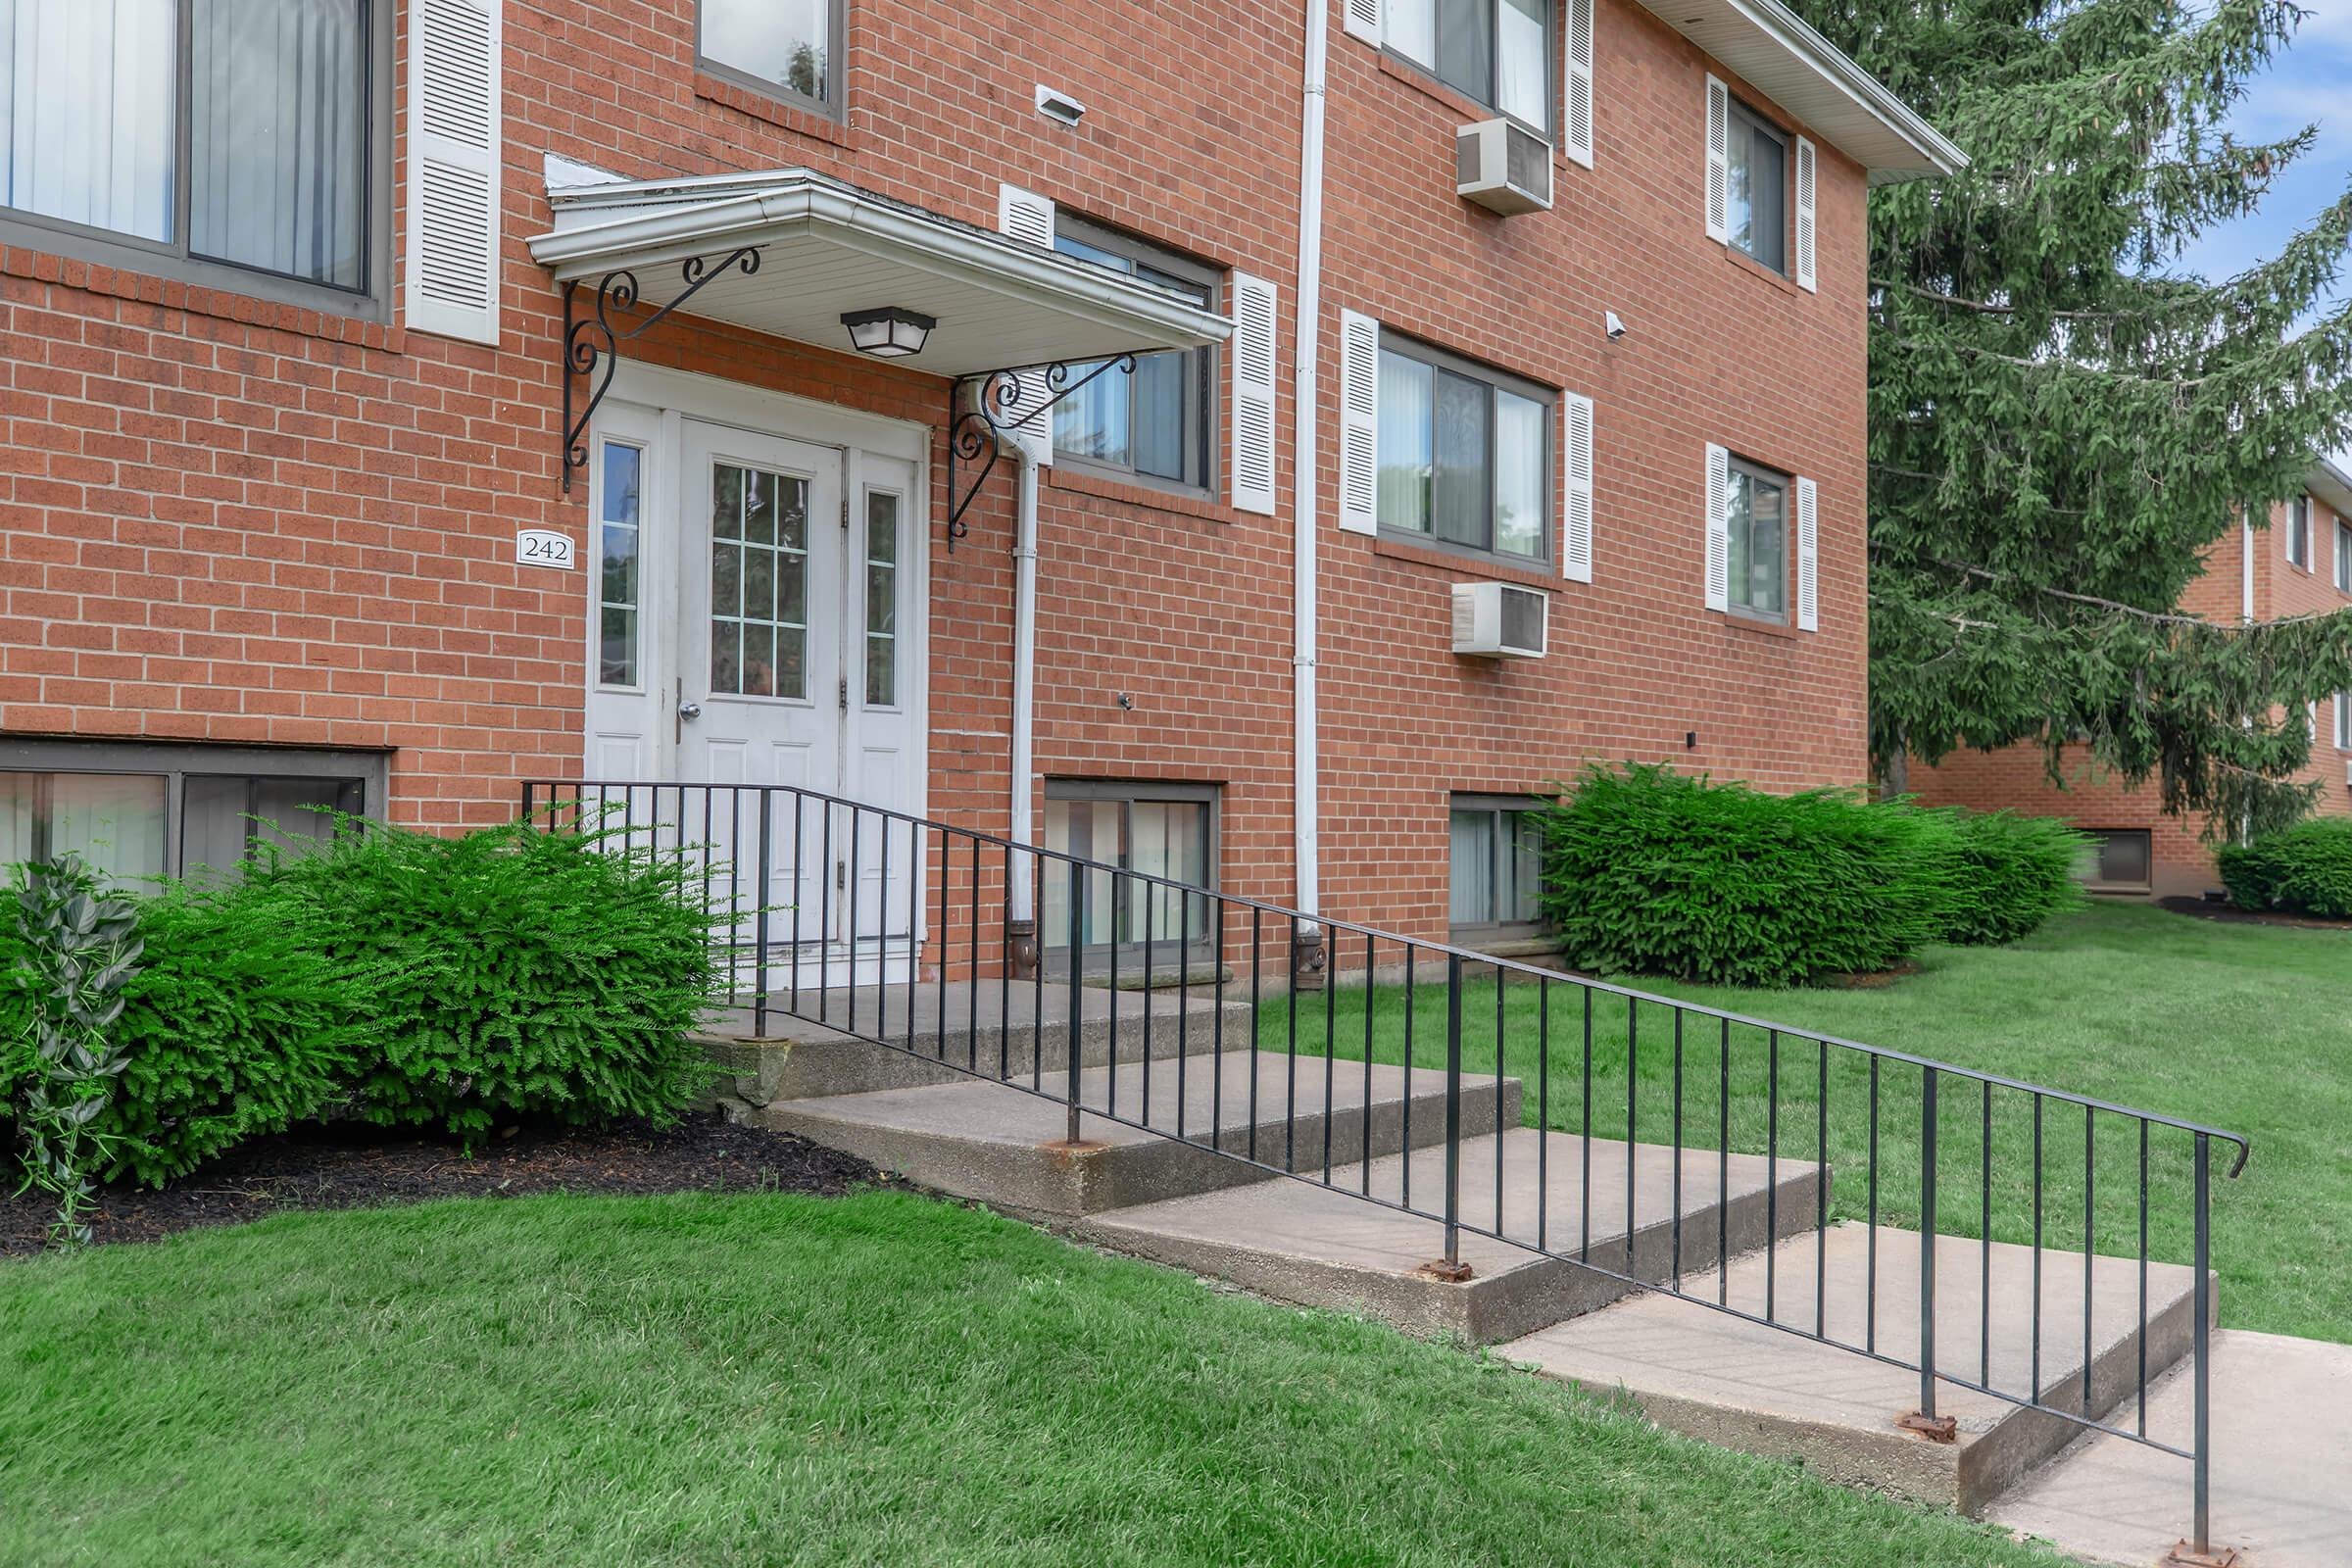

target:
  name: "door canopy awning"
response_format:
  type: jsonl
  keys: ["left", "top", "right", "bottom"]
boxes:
{"left": 529, "top": 166, "right": 1234, "bottom": 508}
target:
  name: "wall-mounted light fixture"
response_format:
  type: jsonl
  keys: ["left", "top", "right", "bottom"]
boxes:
{"left": 841, "top": 306, "right": 935, "bottom": 359}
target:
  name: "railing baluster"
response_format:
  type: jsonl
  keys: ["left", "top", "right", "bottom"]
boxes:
{"left": 1443, "top": 954, "right": 1463, "bottom": 1273}
{"left": 1766, "top": 1029, "right": 1779, "bottom": 1321}
{"left": 753, "top": 792, "right": 773, "bottom": 1038}
{"left": 2192, "top": 1132, "right": 2213, "bottom": 1559}
{"left": 1401, "top": 946, "right": 1416, "bottom": 1211}
{"left": 848, "top": 808, "right": 862, "bottom": 1037}
{"left": 1250, "top": 908, "right": 1262, "bottom": 1165}
{"left": 1539, "top": 980, "right": 1552, "bottom": 1253}
{"left": 1142, "top": 882, "right": 1153, "bottom": 1131}
{"left": 1285, "top": 914, "right": 1298, "bottom": 1173}
{"left": 1066, "top": 858, "right": 1084, "bottom": 1145}
{"left": 815, "top": 800, "right": 832, "bottom": 1026}
{"left": 1625, "top": 999, "right": 1638, "bottom": 1274}
{"left": 2083, "top": 1102, "right": 2095, "bottom": 1416}
{"left": 1495, "top": 970, "right": 1507, "bottom": 1230}
{"left": 1362, "top": 930, "right": 1375, "bottom": 1195}
{"left": 1983, "top": 1079, "right": 1993, "bottom": 1386}
{"left": 1867, "top": 1054, "right": 1880, "bottom": 1353}
{"left": 2033, "top": 1094, "right": 2045, "bottom": 1404}
{"left": 1919, "top": 1064, "right": 1939, "bottom": 1423}
{"left": 1816, "top": 1038, "right": 1828, "bottom": 1339}
{"left": 2137, "top": 1118, "right": 2150, "bottom": 1438}
{"left": 1671, "top": 1008, "right": 1683, "bottom": 1292}
{"left": 1176, "top": 890, "right": 1190, "bottom": 1145}
{"left": 1718, "top": 1016, "right": 1730, "bottom": 1303}
{"left": 1324, "top": 931, "right": 1339, "bottom": 1184}
{"left": 1581, "top": 988, "right": 1593, "bottom": 1263}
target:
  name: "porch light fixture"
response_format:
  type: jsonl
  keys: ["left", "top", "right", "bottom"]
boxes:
{"left": 841, "top": 306, "right": 935, "bottom": 358}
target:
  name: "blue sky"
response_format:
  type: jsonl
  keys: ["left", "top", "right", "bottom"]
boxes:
{"left": 2173, "top": 0, "right": 2352, "bottom": 465}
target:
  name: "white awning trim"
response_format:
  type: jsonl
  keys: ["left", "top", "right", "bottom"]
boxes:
{"left": 1642, "top": 0, "right": 1966, "bottom": 184}
{"left": 528, "top": 167, "right": 1233, "bottom": 376}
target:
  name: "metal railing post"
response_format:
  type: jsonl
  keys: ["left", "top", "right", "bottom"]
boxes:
{"left": 1066, "top": 858, "right": 1085, "bottom": 1145}
{"left": 753, "top": 791, "right": 773, "bottom": 1038}
{"left": 1918, "top": 1066, "right": 1939, "bottom": 1422}
{"left": 2193, "top": 1132, "right": 2212, "bottom": 1557}
{"left": 1443, "top": 954, "right": 1463, "bottom": 1271}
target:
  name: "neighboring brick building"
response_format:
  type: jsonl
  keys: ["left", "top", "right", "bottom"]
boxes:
{"left": 0, "top": 0, "right": 1958, "bottom": 978}
{"left": 1910, "top": 460, "right": 2352, "bottom": 898}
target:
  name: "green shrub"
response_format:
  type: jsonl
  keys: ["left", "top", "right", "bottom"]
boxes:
{"left": 1536, "top": 763, "right": 1961, "bottom": 987}
{"left": 244, "top": 820, "right": 718, "bottom": 1141}
{"left": 2, "top": 873, "right": 361, "bottom": 1188}
{"left": 1930, "top": 808, "right": 2089, "bottom": 946}
{"left": 2217, "top": 818, "right": 2352, "bottom": 918}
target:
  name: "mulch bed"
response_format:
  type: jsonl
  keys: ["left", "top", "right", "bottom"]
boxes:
{"left": 2156, "top": 895, "right": 2352, "bottom": 931}
{"left": 0, "top": 1114, "right": 886, "bottom": 1256}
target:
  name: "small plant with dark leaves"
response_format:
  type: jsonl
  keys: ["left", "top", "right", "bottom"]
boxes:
{"left": 10, "top": 854, "right": 144, "bottom": 1249}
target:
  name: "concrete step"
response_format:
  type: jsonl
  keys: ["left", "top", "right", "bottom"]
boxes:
{"left": 701, "top": 979, "right": 1253, "bottom": 1105}
{"left": 1987, "top": 1329, "right": 2349, "bottom": 1568}
{"left": 759, "top": 1049, "right": 1521, "bottom": 1219}
{"left": 1501, "top": 1223, "right": 2207, "bottom": 1515}
{"left": 1076, "top": 1129, "right": 1827, "bottom": 1345}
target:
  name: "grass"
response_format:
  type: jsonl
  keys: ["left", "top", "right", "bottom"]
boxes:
{"left": 1256, "top": 902, "right": 2349, "bottom": 1343}
{"left": 0, "top": 1190, "right": 2075, "bottom": 1568}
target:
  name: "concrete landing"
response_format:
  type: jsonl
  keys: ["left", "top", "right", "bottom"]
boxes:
{"left": 1077, "top": 1129, "right": 1826, "bottom": 1344}
{"left": 761, "top": 1051, "right": 1518, "bottom": 1219}
{"left": 702, "top": 980, "right": 1252, "bottom": 1103}
{"left": 1502, "top": 1223, "right": 2207, "bottom": 1514}
{"left": 1989, "top": 1329, "right": 2352, "bottom": 1567}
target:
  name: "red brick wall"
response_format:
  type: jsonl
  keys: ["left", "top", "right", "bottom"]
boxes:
{"left": 1910, "top": 490, "right": 2352, "bottom": 896}
{"left": 1, "top": 0, "right": 1879, "bottom": 955}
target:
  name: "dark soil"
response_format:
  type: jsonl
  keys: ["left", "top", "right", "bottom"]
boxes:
{"left": 2156, "top": 894, "right": 2352, "bottom": 931}
{"left": 0, "top": 1114, "right": 886, "bottom": 1255}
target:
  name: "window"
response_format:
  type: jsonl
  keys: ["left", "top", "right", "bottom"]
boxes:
{"left": 597, "top": 441, "right": 643, "bottom": 688}
{"left": 2338, "top": 693, "right": 2351, "bottom": 752}
{"left": 1727, "top": 456, "right": 1789, "bottom": 620}
{"left": 709, "top": 462, "right": 809, "bottom": 701}
{"left": 1, "top": 742, "right": 384, "bottom": 887}
{"left": 863, "top": 490, "right": 900, "bottom": 707}
{"left": 2336, "top": 520, "right": 2351, "bottom": 593}
{"left": 1377, "top": 336, "right": 1550, "bottom": 564}
{"left": 1386, "top": 0, "right": 1550, "bottom": 130}
{"left": 698, "top": 0, "right": 841, "bottom": 113}
{"left": 1724, "top": 98, "right": 1788, "bottom": 273}
{"left": 2075, "top": 829, "right": 2152, "bottom": 891}
{"left": 0, "top": 0, "right": 387, "bottom": 311}
{"left": 1040, "top": 782, "right": 1217, "bottom": 965}
{"left": 1051, "top": 220, "right": 1218, "bottom": 494}
{"left": 2286, "top": 497, "right": 2312, "bottom": 569}
{"left": 1449, "top": 796, "right": 1544, "bottom": 935}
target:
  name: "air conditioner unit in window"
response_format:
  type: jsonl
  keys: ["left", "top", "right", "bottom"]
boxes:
{"left": 1456, "top": 119, "right": 1552, "bottom": 215}
{"left": 1451, "top": 581, "right": 1547, "bottom": 659}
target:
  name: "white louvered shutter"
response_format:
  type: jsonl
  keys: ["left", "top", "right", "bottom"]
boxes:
{"left": 1343, "top": 0, "right": 1382, "bottom": 46}
{"left": 1704, "top": 443, "right": 1730, "bottom": 611}
{"left": 1562, "top": 0, "right": 1594, "bottom": 170}
{"left": 1793, "top": 136, "right": 1818, "bottom": 292}
{"left": 1337, "top": 311, "right": 1381, "bottom": 535}
{"left": 407, "top": 0, "right": 503, "bottom": 344}
{"left": 1795, "top": 475, "right": 1819, "bottom": 630}
{"left": 1703, "top": 75, "right": 1730, "bottom": 243}
{"left": 995, "top": 183, "right": 1058, "bottom": 463}
{"left": 1230, "top": 272, "right": 1279, "bottom": 515}
{"left": 1559, "top": 392, "right": 1593, "bottom": 583}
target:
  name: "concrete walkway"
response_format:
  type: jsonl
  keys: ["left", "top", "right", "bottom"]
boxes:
{"left": 1988, "top": 1330, "right": 2352, "bottom": 1567}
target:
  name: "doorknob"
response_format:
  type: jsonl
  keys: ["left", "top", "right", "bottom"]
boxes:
{"left": 677, "top": 700, "right": 704, "bottom": 720}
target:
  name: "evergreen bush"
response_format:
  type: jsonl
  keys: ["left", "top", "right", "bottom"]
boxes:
{"left": 1932, "top": 808, "right": 2089, "bottom": 946}
{"left": 2217, "top": 819, "right": 2352, "bottom": 919}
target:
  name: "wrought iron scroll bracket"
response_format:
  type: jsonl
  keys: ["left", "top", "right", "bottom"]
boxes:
{"left": 560, "top": 246, "right": 764, "bottom": 493}
{"left": 944, "top": 355, "right": 1136, "bottom": 550}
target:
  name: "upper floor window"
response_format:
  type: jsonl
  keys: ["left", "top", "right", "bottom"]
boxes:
{"left": 2286, "top": 496, "right": 2312, "bottom": 569}
{"left": 2335, "top": 519, "right": 2350, "bottom": 593}
{"left": 1727, "top": 456, "right": 1789, "bottom": 621}
{"left": 1724, "top": 98, "right": 1788, "bottom": 273}
{"left": 0, "top": 0, "right": 383, "bottom": 310}
{"left": 699, "top": 0, "right": 840, "bottom": 114}
{"left": 1376, "top": 335, "right": 1551, "bottom": 565}
{"left": 1387, "top": 0, "right": 1550, "bottom": 131}
{"left": 1052, "top": 219, "right": 1219, "bottom": 496}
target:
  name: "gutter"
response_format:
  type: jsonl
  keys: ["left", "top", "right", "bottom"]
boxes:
{"left": 1289, "top": 0, "right": 1331, "bottom": 980}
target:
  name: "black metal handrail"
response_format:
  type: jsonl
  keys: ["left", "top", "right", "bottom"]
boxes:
{"left": 522, "top": 776, "right": 2247, "bottom": 1554}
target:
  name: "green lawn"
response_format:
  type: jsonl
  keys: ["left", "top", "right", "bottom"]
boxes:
{"left": 0, "top": 1190, "right": 2068, "bottom": 1568}
{"left": 1257, "top": 901, "right": 2349, "bottom": 1343}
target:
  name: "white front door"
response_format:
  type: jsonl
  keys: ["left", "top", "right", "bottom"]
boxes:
{"left": 583, "top": 404, "right": 926, "bottom": 993}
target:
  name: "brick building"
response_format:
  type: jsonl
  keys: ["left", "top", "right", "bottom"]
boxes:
{"left": 1910, "top": 460, "right": 2352, "bottom": 898}
{"left": 0, "top": 0, "right": 1958, "bottom": 978}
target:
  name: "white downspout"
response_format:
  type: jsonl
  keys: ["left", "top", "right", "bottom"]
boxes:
{"left": 1291, "top": 0, "right": 1330, "bottom": 931}
{"left": 1009, "top": 454, "right": 1042, "bottom": 927}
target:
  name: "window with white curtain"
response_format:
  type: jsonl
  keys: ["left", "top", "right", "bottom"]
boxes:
{"left": 0, "top": 0, "right": 381, "bottom": 304}
{"left": 1039, "top": 781, "right": 1218, "bottom": 969}
{"left": 1385, "top": 0, "right": 1550, "bottom": 131}
{"left": 1376, "top": 333, "right": 1552, "bottom": 565}
{"left": 1448, "top": 796, "right": 1544, "bottom": 935}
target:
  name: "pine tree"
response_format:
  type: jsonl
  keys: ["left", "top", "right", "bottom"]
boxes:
{"left": 1800, "top": 0, "right": 2352, "bottom": 835}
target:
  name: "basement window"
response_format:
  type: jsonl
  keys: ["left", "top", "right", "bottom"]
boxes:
{"left": 1448, "top": 795, "right": 1544, "bottom": 939}
{"left": 2074, "top": 828, "right": 2152, "bottom": 892}
{"left": 1040, "top": 780, "right": 1218, "bottom": 969}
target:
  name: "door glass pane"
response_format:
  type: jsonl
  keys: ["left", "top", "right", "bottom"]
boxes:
{"left": 1436, "top": 0, "right": 1493, "bottom": 105}
{"left": 709, "top": 462, "right": 806, "bottom": 699}
{"left": 48, "top": 773, "right": 166, "bottom": 884}
{"left": 1377, "top": 350, "right": 1434, "bottom": 533}
{"left": 0, "top": 0, "right": 176, "bottom": 243}
{"left": 700, "top": 0, "right": 830, "bottom": 101}
{"left": 1449, "top": 809, "right": 1494, "bottom": 925}
{"left": 1433, "top": 369, "right": 1490, "bottom": 547}
{"left": 1496, "top": 0, "right": 1546, "bottom": 124}
{"left": 598, "top": 443, "right": 642, "bottom": 687}
{"left": 189, "top": 0, "right": 367, "bottom": 289}
{"left": 864, "top": 492, "right": 899, "bottom": 708}
{"left": 1494, "top": 389, "right": 1544, "bottom": 559}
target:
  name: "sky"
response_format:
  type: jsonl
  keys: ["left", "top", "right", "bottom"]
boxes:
{"left": 2173, "top": 0, "right": 2352, "bottom": 466}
